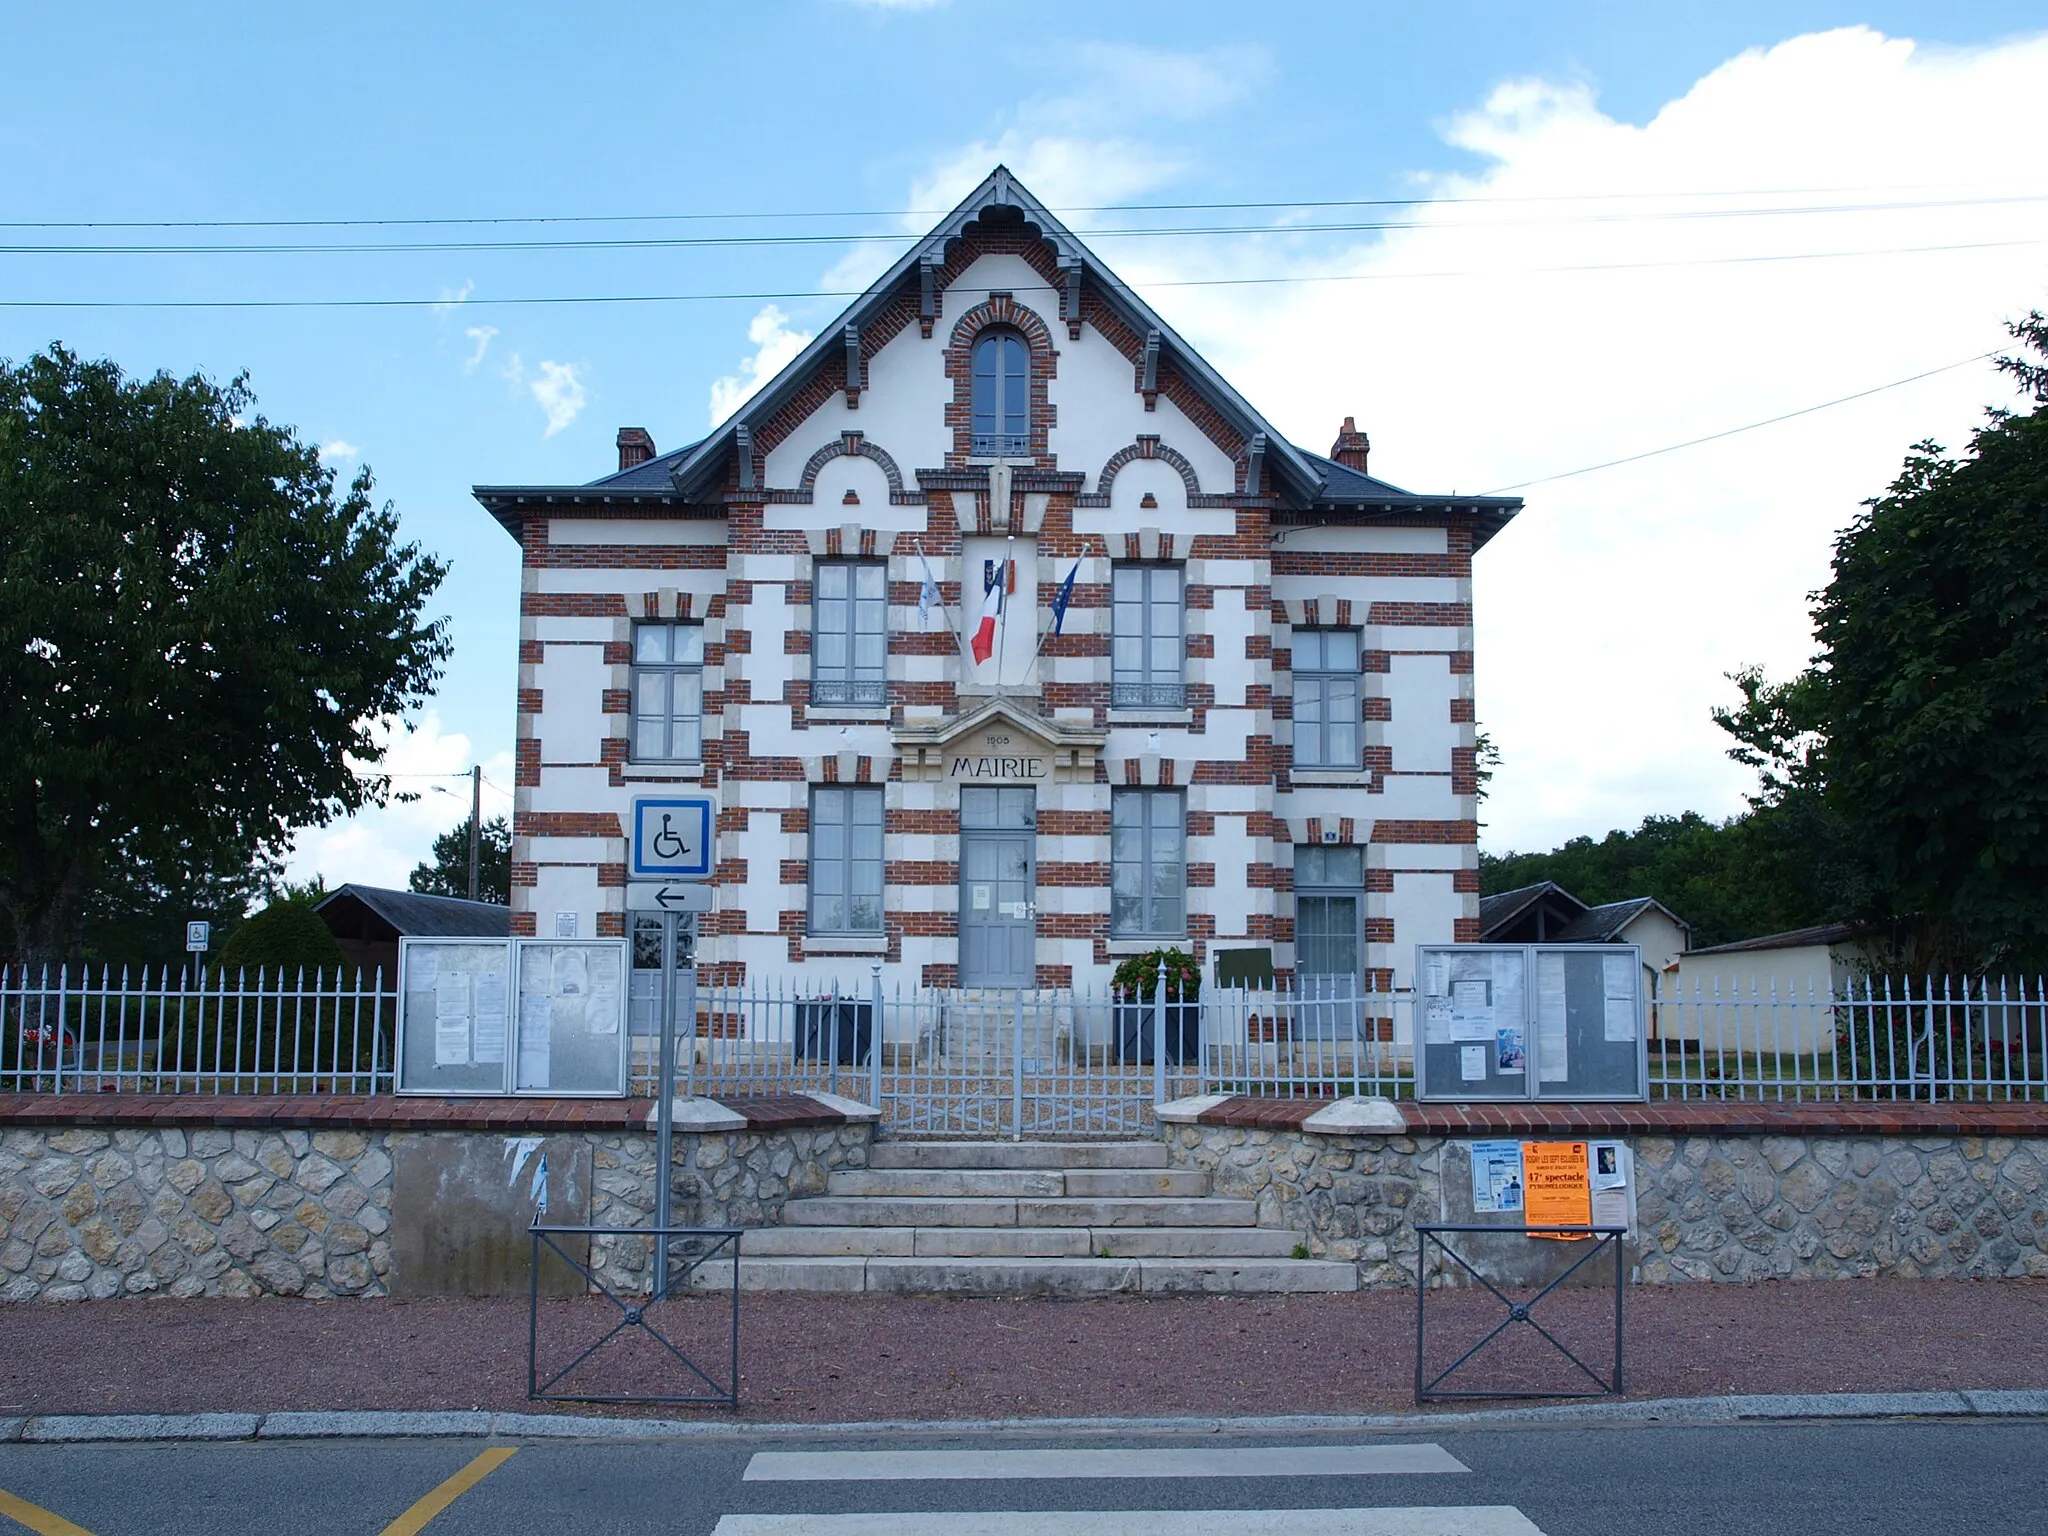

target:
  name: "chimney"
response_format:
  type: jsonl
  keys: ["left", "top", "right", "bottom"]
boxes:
{"left": 1330, "top": 416, "right": 1371, "bottom": 474}
{"left": 616, "top": 426, "right": 656, "bottom": 472}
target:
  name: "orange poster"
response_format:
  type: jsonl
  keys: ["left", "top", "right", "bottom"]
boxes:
{"left": 1521, "top": 1140, "right": 1591, "bottom": 1239}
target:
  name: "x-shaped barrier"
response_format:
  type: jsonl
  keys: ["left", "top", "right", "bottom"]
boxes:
{"left": 528, "top": 1219, "right": 743, "bottom": 1408}
{"left": 1414, "top": 1222, "right": 1626, "bottom": 1402}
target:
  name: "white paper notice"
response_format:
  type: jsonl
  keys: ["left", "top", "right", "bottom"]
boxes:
{"left": 1449, "top": 980, "right": 1493, "bottom": 1041}
{"left": 1422, "top": 995, "right": 1453, "bottom": 1046}
{"left": 588, "top": 987, "right": 620, "bottom": 1036}
{"left": 972, "top": 885, "right": 991, "bottom": 911}
{"left": 1590, "top": 1142, "right": 1630, "bottom": 1228}
{"left": 518, "top": 994, "right": 553, "bottom": 1089}
{"left": 555, "top": 948, "right": 589, "bottom": 997}
{"left": 1460, "top": 1044, "right": 1487, "bottom": 1082}
{"left": 473, "top": 967, "right": 508, "bottom": 1065}
{"left": 1604, "top": 995, "right": 1637, "bottom": 1043}
{"left": 434, "top": 1016, "right": 470, "bottom": 1068}
{"left": 1603, "top": 954, "right": 1634, "bottom": 999}
{"left": 590, "top": 948, "right": 622, "bottom": 994}
{"left": 408, "top": 948, "right": 439, "bottom": 989}
{"left": 522, "top": 949, "right": 553, "bottom": 995}
{"left": 1425, "top": 957, "right": 1448, "bottom": 998}
{"left": 1536, "top": 953, "right": 1568, "bottom": 1083}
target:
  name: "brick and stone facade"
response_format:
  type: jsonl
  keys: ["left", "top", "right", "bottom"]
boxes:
{"left": 474, "top": 167, "right": 1521, "bottom": 1013}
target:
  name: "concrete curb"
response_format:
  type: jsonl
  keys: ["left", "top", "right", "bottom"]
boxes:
{"left": 4, "top": 1390, "right": 2046, "bottom": 1444}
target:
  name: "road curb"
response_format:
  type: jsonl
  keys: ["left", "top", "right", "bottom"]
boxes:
{"left": 5, "top": 1390, "right": 2047, "bottom": 1444}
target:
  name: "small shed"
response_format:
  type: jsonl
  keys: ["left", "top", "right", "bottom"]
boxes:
{"left": 1664, "top": 922, "right": 1875, "bottom": 1056}
{"left": 315, "top": 885, "right": 511, "bottom": 984}
{"left": 1480, "top": 882, "right": 1692, "bottom": 980}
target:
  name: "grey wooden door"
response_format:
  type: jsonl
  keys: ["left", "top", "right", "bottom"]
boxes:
{"left": 959, "top": 788, "right": 1036, "bottom": 989}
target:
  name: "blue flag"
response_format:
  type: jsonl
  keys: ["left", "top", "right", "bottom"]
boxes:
{"left": 1049, "top": 559, "right": 1080, "bottom": 636}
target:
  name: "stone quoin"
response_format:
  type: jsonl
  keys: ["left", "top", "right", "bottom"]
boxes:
{"left": 471, "top": 166, "right": 1521, "bottom": 995}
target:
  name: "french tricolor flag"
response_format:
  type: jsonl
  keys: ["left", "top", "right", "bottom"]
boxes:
{"left": 971, "top": 558, "right": 1008, "bottom": 664}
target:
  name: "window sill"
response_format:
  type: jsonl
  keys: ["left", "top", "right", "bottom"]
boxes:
{"left": 1104, "top": 937, "right": 1190, "bottom": 956}
{"left": 804, "top": 934, "right": 889, "bottom": 955}
{"left": 1109, "top": 709, "right": 1195, "bottom": 728}
{"left": 622, "top": 762, "right": 705, "bottom": 782}
{"left": 1288, "top": 769, "right": 1372, "bottom": 786}
{"left": 806, "top": 707, "right": 890, "bottom": 725}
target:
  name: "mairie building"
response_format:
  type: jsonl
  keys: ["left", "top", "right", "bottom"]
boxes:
{"left": 473, "top": 168, "right": 1519, "bottom": 999}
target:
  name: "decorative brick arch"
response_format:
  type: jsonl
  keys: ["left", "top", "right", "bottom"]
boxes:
{"left": 789, "top": 431, "right": 920, "bottom": 505}
{"left": 1076, "top": 433, "right": 1207, "bottom": 508}
{"left": 943, "top": 293, "right": 1057, "bottom": 467}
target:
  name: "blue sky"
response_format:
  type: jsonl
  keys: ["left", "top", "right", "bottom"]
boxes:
{"left": 5, "top": 2, "right": 2046, "bottom": 885}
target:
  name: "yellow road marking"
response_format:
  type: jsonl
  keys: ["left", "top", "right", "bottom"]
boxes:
{"left": 0, "top": 1487, "right": 95, "bottom": 1536}
{"left": 377, "top": 1447, "right": 519, "bottom": 1536}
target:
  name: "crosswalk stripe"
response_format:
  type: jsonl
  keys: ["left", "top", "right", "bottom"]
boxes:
{"left": 711, "top": 1510, "right": 1547, "bottom": 1535}
{"left": 744, "top": 1444, "right": 1468, "bottom": 1481}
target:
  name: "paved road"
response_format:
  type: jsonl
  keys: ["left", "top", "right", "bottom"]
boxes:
{"left": 0, "top": 1419, "right": 2043, "bottom": 1534}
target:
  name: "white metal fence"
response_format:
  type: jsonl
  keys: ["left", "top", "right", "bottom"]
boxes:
{"left": 7, "top": 964, "right": 2045, "bottom": 1115}
{"left": 1, "top": 965, "right": 393, "bottom": 1096}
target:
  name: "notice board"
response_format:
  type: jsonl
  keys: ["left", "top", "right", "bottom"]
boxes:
{"left": 398, "top": 937, "right": 628, "bottom": 1096}
{"left": 1417, "top": 943, "right": 1646, "bottom": 1101}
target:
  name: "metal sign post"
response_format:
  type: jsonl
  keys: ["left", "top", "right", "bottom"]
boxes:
{"left": 632, "top": 794, "right": 713, "bottom": 1303}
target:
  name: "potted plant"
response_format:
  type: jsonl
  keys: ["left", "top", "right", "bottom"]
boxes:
{"left": 1112, "top": 947, "right": 1202, "bottom": 1066}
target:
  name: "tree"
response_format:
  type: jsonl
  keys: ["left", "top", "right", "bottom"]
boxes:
{"left": 1810, "top": 314, "right": 2048, "bottom": 969}
{"left": 410, "top": 815, "right": 511, "bottom": 904}
{"left": 0, "top": 346, "right": 450, "bottom": 964}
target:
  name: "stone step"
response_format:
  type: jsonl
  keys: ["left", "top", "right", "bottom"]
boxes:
{"left": 689, "top": 1254, "right": 1358, "bottom": 1296}
{"left": 866, "top": 1141, "right": 1172, "bottom": 1171}
{"left": 738, "top": 1225, "right": 1305, "bottom": 1259}
{"left": 824, "top": 1168, "right": 1209, "bottom": 1199}
{"left": 781, "top": 1196, "right": 1259, "bottom": 1229}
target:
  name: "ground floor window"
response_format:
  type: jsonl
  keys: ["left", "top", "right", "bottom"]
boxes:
{"left": 810, "top": 787, "right": 884, "bottom": 934}
{"left": 1295, "top": 845, "right": 1365, "bottom": 985}
{"left": 1111, "top": 789, "right": 1185, "bottom": 938}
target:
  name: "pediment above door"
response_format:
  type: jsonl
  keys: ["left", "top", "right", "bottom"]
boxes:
{"left": 892, "top": 700, "right": 1105, "bottom": 785}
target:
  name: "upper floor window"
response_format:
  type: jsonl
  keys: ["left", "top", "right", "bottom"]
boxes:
{"left": 1111, "top": 563, "right": 1184, "bottom": 709}
{"left": 970, "top": 329, "right": 1030, "bottom": 456}
{"left": 1111, "top": 788, "right": 1186, "bottom": 938}
{"left": 1292, "top": 629, "right": 1362, "bottom": 769}
{"left": 632, "top": 623, "right": 703, "bottom": 762}
{"left": 813, "top": 561, "right": 887, "bottom": 706}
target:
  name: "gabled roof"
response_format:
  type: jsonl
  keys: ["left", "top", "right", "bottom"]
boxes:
{"left": 1478, "top": 881, "right": 1585, "bottom": 938}
{"left": 473, "top": 164, "right": 1524, "bottom": 541}
{"left": 1553, "top": 896, "right": 1693, "bottom": 944}
{"left": 315, "top": 884, "right": 512, "bottom": 939}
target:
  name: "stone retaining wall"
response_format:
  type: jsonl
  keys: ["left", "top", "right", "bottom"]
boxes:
{"left": 1162, "top": 1116, "right": 2048, "bottom": 1285}
{"left": 0, "top": 1098, "right": 871, "bottom": 1302}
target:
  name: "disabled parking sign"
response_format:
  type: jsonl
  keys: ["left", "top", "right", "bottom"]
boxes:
{"left": 630, "top": 796, "right": 715, "bottom": 880}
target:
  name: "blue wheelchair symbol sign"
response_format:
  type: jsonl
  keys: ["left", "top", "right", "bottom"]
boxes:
{"left": 631, "top": 797, "right": 714, "bottom": 880}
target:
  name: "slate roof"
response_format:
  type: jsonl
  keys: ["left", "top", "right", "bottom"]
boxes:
{"left": 1477, "top": 882, "right": 1584, "bottom": 937}
{"left": 1553, "top": 896, "right": 1691, "bottom": 944}
{"left": 315, "top": 884, "right": 511, "bottom": 939}
{"left": 473, "top": 165, "right": 1522, "bottom": 543}
{"left": 1687, "top": 922, "right": 1866, "bottom": 957}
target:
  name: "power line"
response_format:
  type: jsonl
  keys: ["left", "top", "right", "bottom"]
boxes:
{"left": 6, "top": 193, "right": 2046, "bottom": 258}
{"left": 1481, "top": 350, "right": 2002, "bottom": 495}
{"left": 4, "top": 181, "right": 2040, "bottom": 231}
{"left": 2, "top": 235, "right": 2036, "bottom": 311}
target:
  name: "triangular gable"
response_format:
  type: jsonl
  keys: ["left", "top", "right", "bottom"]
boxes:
{"left": 667, "top": 166, "right": 1323, "bottom": 507}
{"left": 892, "top": 696, "right": 1105, "bottom": 785}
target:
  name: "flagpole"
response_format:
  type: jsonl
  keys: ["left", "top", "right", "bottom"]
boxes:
{"left": 914, "top": 535, "right": 974, "bottom": 670}
{"left": 994, "top": 534, "right": 1017, "bottom": 691}
{"left": 1030, "top": 556, "right": 1081, "bottom": 669}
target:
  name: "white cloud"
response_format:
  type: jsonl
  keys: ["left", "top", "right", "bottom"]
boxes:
{"left": 708, "top": 305, "right": 814, "bottom": 425}
{"left": 529, "top": 360, "right": 588, "bottom": 437}
{"left": 432, "top": 278, "right": 475, "bottom": 313}
{"left": 1138, "top": 24, "right": 2048, "bottom": 853}
{"left": 463, "top": 325, "right": 498, "bottom": 371}
{"left": 319, "top": 439, "right": 359, "bottom": 461}
{"left": 280, "top": 712, "right": 516, "bottom": 894}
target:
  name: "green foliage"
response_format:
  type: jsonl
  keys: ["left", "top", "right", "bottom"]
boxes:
{"left": 1810, "top": 312, "right": 2048, "bottom": 969}
{"left": 215, "top": 899, "right": 350, "bottom": 982}
{"left": 1111, "top": 946, "right": 1202, "bottom": 1001}
{"left": 409, "top": 815, "right": 511, "bottom": 904}
{"left": 0, "top": 345, "right": 450, "bottom": 964}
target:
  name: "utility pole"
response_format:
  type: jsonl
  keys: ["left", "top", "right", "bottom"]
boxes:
{"left": 467, "top": 764, "right": 482, "bottom": 901}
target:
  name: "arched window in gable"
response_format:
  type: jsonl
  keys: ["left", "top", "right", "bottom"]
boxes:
{"left": 970, "top": 329, "right": 1030, "bottom": 456}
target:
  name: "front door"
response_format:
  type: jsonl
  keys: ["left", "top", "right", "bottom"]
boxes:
{"left": 1295, "top": 846, "right": 1365, "bottom": 1039}
{"left": 959, "top": 787, "right": 1036, "bottom": 989}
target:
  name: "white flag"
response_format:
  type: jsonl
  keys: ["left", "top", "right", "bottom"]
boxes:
{"left": 917, "top": 546, "right": 941, "bottom": 627}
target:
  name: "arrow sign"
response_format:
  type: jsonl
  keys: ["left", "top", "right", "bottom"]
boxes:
{"left": 625, "top": 882, "right": 714, "bottom": 914}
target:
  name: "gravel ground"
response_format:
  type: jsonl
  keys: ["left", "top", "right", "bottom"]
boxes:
{"left": 3, "top": 1280, "right": 2045, "bottom": 1423}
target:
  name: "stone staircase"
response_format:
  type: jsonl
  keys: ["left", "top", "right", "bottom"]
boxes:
{"left": 694, "top": 1140, "right": 1357, "bottom": 1295}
